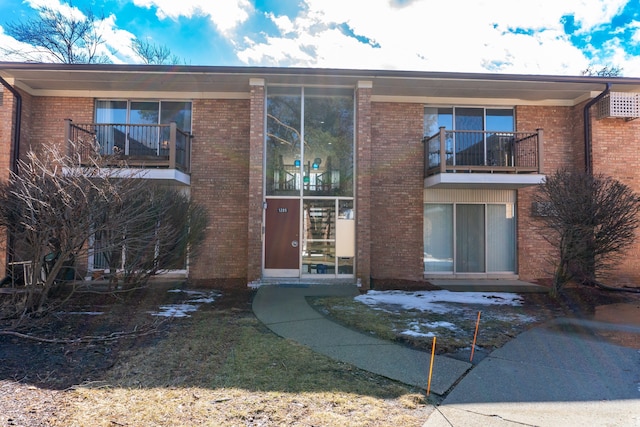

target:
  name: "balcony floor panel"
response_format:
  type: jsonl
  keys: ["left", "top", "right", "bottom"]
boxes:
{"left": 425, "top": 172, "right": 545, "bottom": 189}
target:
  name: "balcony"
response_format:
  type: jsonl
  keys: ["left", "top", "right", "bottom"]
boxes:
{"left": 64, "top": 120, "right": 192, "bottom": 185}
{"left": 423, "top": 128, "right": 545, "bottom": 189}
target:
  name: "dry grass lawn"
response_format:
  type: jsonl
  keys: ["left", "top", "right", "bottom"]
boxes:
{"left": 1, "top": 282, "right": 433, "bottom": 426}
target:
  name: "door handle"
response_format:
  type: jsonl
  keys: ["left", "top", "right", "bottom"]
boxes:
{"left": 291, "top": 240, "right": 299, "bottom": 248}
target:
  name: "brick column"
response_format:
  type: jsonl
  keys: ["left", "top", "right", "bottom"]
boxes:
{"left": 0, "top": 90, "right": 15, "bottom": 273}
{"left": 247, "top": 79, "right": 265, "bottom": 283}
{"left": 355, "top": 81, "right": 372, "bottom": 288}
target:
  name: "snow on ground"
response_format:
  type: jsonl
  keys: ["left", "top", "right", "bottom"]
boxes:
{"left": 355, "top": 290, "right": 530, "bottom": 338}
{"left": 149, "top": 289, "right": 221, "bottom": 318}
{"left": 401, "top": 320, "right": 460, "bottom": 338}
{"left": 355, "top": 290, "right": 523, "bottom": 314}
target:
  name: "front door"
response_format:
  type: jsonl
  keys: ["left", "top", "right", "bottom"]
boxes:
{"left": 264, "top": 199, "right": 300, "bottom": 276}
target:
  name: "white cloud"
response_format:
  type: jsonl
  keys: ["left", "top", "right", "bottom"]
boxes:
{"left": 235, "top": 0, "right": 633, "bottom": 75}
{"left": 94, "top": 14, "right": 140, "bottom": 64}
{"left": 133, "top": 0, "right": 253, "bottom": 36}
{"left": 25, "top": 0, "right": 86, "bottom": 20}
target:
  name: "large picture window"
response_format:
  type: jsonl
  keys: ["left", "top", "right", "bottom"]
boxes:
{"left": 266, "top": 87, "right": 354, "bottom": 197}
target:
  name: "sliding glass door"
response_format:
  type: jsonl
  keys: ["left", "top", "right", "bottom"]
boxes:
{"left": 424, "top": 202, "right": 516, "bottom": 274}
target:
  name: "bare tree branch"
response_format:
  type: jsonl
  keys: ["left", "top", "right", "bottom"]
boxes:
{"left": 2, "top": 3, "right": 110, "bottom": 63}
{"left": 0, "top": 320, "right": 167, "bottom": 344}
{"left": 0, "top": 143, "right": 206, "bottom": 319}
{"left": 131, "top": 38, "right": 182, "bottom": 65}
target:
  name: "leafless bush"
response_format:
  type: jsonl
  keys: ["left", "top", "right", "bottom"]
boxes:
{"left": 0, "top": 144, "right": 206, "bottom": 320}
{"left": 534, "top": 170, "right": 640, "bottom": 294}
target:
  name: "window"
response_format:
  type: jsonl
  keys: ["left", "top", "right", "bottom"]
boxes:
{"left": 424, "top": 202, "right": 515, "bottom": 274}
{"left": 424, "top": 107, "right": 514, "bottom": 167}
{"left": 266, "top": 87, "right": 354, "bottom": 197}
{"left": 424, "top": 189, "right": 517, "bottom": 274}
{"left": 424, "top": 107, "right": 513, "bottom": 135}
{"left": 95, "top": 100, "right": 192, "bottom": 156}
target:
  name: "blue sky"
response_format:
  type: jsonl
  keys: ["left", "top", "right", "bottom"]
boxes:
{"left": 1, "top": 0, "right": 639, "bottom": 76}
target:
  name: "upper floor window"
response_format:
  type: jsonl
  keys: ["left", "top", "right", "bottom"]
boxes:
{"left": 266, "top": 87, "right": 354, "bottom": 197}
{"left": 424, "top": 107, "right": 513, "bottom": 136}
{"left": 96, "top": 100, "right": 192, "bottom": 131}
{"left": 94, "top": 100, "right": 192, "bottom": 156}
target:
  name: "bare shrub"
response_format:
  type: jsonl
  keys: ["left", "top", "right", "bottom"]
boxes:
{"left": 0, "top": 144, "right": 206, "bottom": 320}
{"left": 534, "top": 170, "right": 640, "bottom": 293}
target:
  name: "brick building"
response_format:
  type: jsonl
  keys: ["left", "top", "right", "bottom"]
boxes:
{"left": 2, "top": 63, "right": 640, "bottom": 289}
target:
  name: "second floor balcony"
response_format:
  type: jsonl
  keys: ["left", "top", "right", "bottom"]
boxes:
{"left": 64, "top": 119, "right": 192, "bottom": 185}
{"left": 423, "top": 128, "right": 545, "bottom": 189}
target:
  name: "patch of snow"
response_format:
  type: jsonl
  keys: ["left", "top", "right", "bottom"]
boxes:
{"left": 355, "top": 290, "right": 523, "bottom": 314}
{"left": 398, "top": 319, "right": 460, "bottom": 338}
{"left": 148, "top": 289, "right": 221, "bottom": 318}
{"left": 401, "top": 329, "right": 436, "bottom": 338}
{"left": 423, "top": 320, "right": 458, "bottom": 330}
{"left": 152, "top": 303, "right": 199, "bottom": 318}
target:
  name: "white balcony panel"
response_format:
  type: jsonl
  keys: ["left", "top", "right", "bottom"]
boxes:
{"left": 424, "top": 173, "right": 545, "bottom": 189}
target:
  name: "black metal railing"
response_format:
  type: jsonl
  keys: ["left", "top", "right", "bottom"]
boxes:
{"left": 65, "top": 120, "right": 191, "bottom": 173}
{"left": 423, "top": 127, "right": 543, "bottom": 177}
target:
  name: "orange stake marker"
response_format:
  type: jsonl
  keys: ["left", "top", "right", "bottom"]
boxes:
{"left": 427, "top": 336, "right": 436, "bottom": 396}
{"left": 470, "top": 311, "right": 481, "bottom": 362}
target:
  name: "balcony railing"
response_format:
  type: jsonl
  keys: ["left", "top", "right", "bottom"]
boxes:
{"left": 64, "top": 120, "right": 192, "bottom": 173}
{"left": 423, "top": 127, "right": 543, "bottom": 177}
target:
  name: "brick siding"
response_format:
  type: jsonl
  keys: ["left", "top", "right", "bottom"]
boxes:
{"left": 190, "top": 99, "right": 251, "bottom": 280}
{"left": 4, "top": 80, "right": 639, "bottom": 287}
{"left": 355, "top": 86, "right": 372, "bottom": 287}
{"left": 370, "top": 102, "right": 424, "bottom": 282}
{"left": 591, "top": 109, "right": 640, "bottom": 285}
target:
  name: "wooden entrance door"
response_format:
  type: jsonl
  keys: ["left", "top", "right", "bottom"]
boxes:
{"left": 264, "top": 199, "right": 300, "bottom": 271}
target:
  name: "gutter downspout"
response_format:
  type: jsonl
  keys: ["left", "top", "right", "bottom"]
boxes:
{"left": 0, "top": 76, "right": 22, "bottom": 268}
{"left": 583, "top": 83, "right": 611, "bottom": 174}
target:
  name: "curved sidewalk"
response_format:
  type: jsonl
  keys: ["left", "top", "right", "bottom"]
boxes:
{"left": 252, "top": 284, "right": 471, "bottom": 395}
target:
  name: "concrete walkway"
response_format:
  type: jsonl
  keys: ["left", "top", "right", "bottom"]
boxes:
{"left": 424, "top": 320, "right": 640, "bottom": 426}
{"left": 253, "top": 283, "right": 640, "bottom": 426}
{"left": 252, "top": 284, "right": 471, "bottom": 395}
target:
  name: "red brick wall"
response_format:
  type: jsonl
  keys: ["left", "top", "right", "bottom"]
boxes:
{"left": 189, "top": 99, "right": 250, "bottom": 280}
{"left": 25, "top": 97, "right": 94, "bottom": 155}
{"left": 355, "top": 85, "right": 372, "bottom": 287}
{"left": 513, "top": 102, "right": 640, "bottom": 286}
{"left": 370, "top": 102, "right": 424, "bottom": 282}
{"left": 0, "top": 88, "right": 14, "bottom": 271}
{"left": 515, "top": 105, "right": 584, "bottom": 282}
{"left": 591, "top": 110, "right": 640, "bottom": 285}
{"left": 247, "top": 83, "right": 265, "bottom": 283}
{"left": 0, "top": 89, "right": 13, "bottom": 183}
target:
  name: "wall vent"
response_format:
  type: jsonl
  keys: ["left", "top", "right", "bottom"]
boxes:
{"left": 596, "top": 92, "right": 640, "bottom": 120}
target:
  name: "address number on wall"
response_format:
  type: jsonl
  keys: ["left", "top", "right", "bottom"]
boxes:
{"left": 278, "top": 208, "right": 288, "bottom": 213}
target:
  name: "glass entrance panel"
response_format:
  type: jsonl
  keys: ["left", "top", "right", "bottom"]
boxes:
{"left": 424, "top": 204, "right": 453, "bottom": 272}
{"left": 266, "top": 88, "right": 302, "bottom": 196}
{"left": 302, "top": 200, "right": 336, "bottom": 274}
{"left": 264, "top": 86, "right": 355, "bottom": 277}
{"left": 303, "top": 88, "right": 354, "bottom": 197}
{"left": 456, "top": 204, "right": 485, "bottom": 273}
